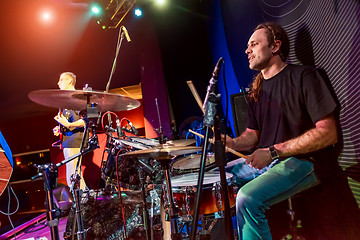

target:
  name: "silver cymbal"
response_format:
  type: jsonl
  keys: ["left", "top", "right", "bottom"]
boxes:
{"left": 28, "top": 89, "right": 140, "bottom": 112}
{"left": 128, "top": 137, "right": 196, "bottom": 147}
{"left": 116, "top": 139, "right": 150, "bottom": 150}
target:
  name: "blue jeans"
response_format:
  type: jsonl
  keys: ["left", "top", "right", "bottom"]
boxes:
{"left": 228, "top": 157, "right": 319, "bottom": 240}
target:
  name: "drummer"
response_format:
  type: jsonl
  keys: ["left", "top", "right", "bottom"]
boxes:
{"left": 53, "top": 72, "right": 87, "bottom": 190}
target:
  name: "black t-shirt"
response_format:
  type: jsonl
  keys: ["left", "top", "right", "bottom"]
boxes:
{"left": 61, "top": 109, "right": 85, "bottom": 148}
{"left": 247, "top": 64, "right": 337, "bottom": 161}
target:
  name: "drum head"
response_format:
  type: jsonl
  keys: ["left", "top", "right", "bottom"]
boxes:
{"left": 170, "top": 172, "right": 233, "bottom": 188}
{"left": 172, "top": 153, "right": 215, "bottom": 173}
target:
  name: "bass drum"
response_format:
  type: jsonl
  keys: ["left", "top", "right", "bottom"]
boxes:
{"left": 101, "top": 147, "right": 141, "bottom": 188}
{"left": 63, "top": 189, "right": 143, "bottom": 240}
{"left": 101, "top": 137, "right": 162, "bottom": 188}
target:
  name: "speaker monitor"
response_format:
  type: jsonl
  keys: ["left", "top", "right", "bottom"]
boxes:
{"left": 230, "top": 92, "right": 248, "bottom": 137}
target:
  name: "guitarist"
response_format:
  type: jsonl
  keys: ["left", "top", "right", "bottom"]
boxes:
{"left": 53, "top": 72, "right": 87, "bottom": 190}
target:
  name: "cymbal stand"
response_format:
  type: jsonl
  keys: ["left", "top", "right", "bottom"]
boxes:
{"left": 154, "top": 98, "right": 182, "bottom": 239}
{"left": 70, "top": 100, "right": 100, "bottom": 240}
{"left": 70, "top": 122, "right": 90, "bottom": 240}
{"left": 161, "top": 157, "right": 182, "bottom": 240}
{"left": 138, "top": 166, "right": 151, "bottom": 240}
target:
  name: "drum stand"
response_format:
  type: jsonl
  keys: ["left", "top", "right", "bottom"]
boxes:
{"left": 31, "top": 138, "right": 98, "bottom": 240}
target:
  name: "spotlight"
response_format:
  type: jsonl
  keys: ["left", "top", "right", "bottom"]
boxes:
{"left": 134, "top": 8, "right": 142, "bottom": 17}
{"left": 155, "top": 0, "right": 166, "bottom": 6}
{"left": 38, "top": 8, "right": 55, "bottom": 25}
{"left": 90, "top": 3, "right": 102, "bottom": 15}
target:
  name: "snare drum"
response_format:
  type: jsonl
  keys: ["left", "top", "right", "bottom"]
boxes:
{"left": 172, "top": 153, "right": 216, "bottom": 175}
{"left": 165, "top": 172, "right": 235, "bottom": 220}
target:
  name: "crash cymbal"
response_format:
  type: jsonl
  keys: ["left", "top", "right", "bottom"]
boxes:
{"left": 28, "top": 89, "right": 140, "bottom": 112}
{"left": 117, "top": 139, "right": 150, "bottom": 150}
{"left": 120, "top": 144, "right": 201, "bottom": 161}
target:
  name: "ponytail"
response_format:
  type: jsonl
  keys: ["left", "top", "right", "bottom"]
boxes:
{"left": 249, "top": 72, "right": 263, "bottom": 102}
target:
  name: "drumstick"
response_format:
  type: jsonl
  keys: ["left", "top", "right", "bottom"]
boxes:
{"left": 188, "top": 129, "right": 247, "bottom": 159}
{"left": 187, "top": 81, "right": 205, "bottom": 114}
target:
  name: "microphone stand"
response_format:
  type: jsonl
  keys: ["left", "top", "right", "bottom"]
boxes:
{"left": 31, "top": 139, "right": 98, "bottom": 240}
{"left": 190, "top": 72, "right": 234, "bottom": 240}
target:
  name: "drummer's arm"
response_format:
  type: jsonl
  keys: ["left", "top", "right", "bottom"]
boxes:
{"left": 225, "top": 128, "right": 259, "bottom": 152}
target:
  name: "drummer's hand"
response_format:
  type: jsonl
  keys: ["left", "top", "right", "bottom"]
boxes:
{"left": 220, "top": 134, "right": 235, "bottom": 150}
{"left": 53, "top": 126, "right": 60, "bottom": 136}
{"left": 246, "top": 148, "right": 272, "bottom": 170}
{"left": 54, "top": 113, "right": 69, "bottom": 128}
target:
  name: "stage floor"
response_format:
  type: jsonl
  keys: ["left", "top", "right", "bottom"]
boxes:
{"left": 0, "top": 214, "right": 68, "bottom": 240}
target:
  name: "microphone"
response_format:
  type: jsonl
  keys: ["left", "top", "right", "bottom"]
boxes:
{"left": 203, "top": 57, "right": 224, "bottom": 108}
{"left": 127, "top": 119, "right": 138, "bottom": 135}
{"left": 121, "top": 26, "right": 131, "bottom": 42}
{"left": 116, "top": 116, "right": 123, "bottom": 137}
{"left": 212, "top": 57, "right": 224, "bottom": 79}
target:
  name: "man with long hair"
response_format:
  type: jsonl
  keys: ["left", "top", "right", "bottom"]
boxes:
{"left": 225, "top": 22, "right": 338, "bottom": 239}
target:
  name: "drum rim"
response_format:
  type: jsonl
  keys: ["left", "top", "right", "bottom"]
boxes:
{"left": 169, "top": 172, "right": 233, "bottom": 189}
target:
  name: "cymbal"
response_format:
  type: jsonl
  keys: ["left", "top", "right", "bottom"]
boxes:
{"left": 117, "top": 139, "right": 150, "bottom": 150}
{"left": 167, "top": 139, "right": 197, "bottom": 146}
{"left": 120, "top": 144, "right": 201, "bottom": 161}
{"left": 28, "top": 89, "right": 140, "bottom": 112}
{"left": 128, "top": 137, "right": 196, "bottom": 147}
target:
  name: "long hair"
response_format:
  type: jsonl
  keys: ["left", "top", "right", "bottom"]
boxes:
{"left": 248, "top": 22, "right": 290, "bottom": 101}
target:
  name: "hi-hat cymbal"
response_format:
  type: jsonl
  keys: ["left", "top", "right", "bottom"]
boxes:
{"left": 128, "top": 137, "right": 196, "bottom": 147}
{"left": 28, "top": 89, "right": 140, "bottom": 112}
{"left": 167, "top": 139, "right": 197, "bottom": 146}
{"left": 120, "top": 144, "right": 201, "bottom": 161}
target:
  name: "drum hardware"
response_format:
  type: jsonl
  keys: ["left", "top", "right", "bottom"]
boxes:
{"left": 31, "top": 135, "right": 99, "bottom": 240}
{"left": 190, "top": 57, "right": 234, "bottom": 240}
{"left": 121, "top": 98, "right": 202, "bottom": 240}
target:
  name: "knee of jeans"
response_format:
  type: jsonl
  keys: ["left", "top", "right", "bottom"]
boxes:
{"left": 236, "top": 190, "right": 258, "bottom": 213}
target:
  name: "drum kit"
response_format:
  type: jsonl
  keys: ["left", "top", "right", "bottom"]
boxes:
{"left": 28, "top": 87, "right": 237, "bottom": 240}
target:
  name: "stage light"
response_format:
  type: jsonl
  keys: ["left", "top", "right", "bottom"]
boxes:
{"left": 134, "top": 8, "right": 142, "bottom": 17}
{"left": 38, "top": 8, "right": 55, "bottom": 25}
{"left": 90, "top": 3, "right": 102, "bottom": 15}
{"left": 92, "top": 6, "right": 100, "bottom": 14}
{"left": 155, "top": 0, "right": 166, "bottom": 6}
